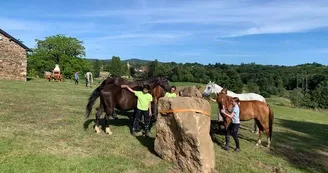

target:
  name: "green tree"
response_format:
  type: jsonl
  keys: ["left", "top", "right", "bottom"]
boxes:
{"left": 108, "top": 56, "right": 123, "bottom": 77}
{"left": 93, "top": 60, "right": 101, "bottom": 78}
{"left": 27, "top": 34, "right": 90, "bottom": 78}
{"left": 171, "top": 74, "right": 178, "bottom": 82}
{"left": 246, "top": 82, "right": 260, "bottom": 94}
{"left": 312, "top": 81, "right": 328, "bottom": 108}
{"left": 224, "top": 68, "right": 243, "bottom": 93}
{"left": 301, "top": 92, "right": 318, "bottom": 109}
{"left": 290, "top": 88, "right": 304, "bottom": 107}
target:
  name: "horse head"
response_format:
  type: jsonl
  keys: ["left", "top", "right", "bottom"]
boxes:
{"left": 158, "top": 77, "right": 170, "bottom": 91}
{"left": 217, "top": 88, "right": 233, "bottom": 111}
{"left": 202, "top": 82, "right": 215, "bottom": 97}
{"left": 221, "top": 88, "right": 228, "bottom": 94}
{"left": 149, "top": 76, "right": 170, "bottom": 92}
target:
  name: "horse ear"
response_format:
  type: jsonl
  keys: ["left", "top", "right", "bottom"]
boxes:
{"left": 221, "top": 88, "right": 228, "bottom": 94}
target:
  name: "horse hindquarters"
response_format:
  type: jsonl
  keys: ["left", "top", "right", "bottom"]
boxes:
{"left": 254, "top": 104, "right": 272, "bottom": 148}
{"left": 100, "top": 91, "right": 115, "bottom": 135}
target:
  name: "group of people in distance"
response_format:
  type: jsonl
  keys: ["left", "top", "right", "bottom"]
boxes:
{"left": 120, "top": 85, "right": 177, "bottom": 137}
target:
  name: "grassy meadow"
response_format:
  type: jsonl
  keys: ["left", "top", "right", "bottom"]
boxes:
{"left": 0, "top": 79, "right": 327, "bottom": 173}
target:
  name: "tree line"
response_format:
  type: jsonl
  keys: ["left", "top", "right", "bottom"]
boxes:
{"left": 144, "top": 60, "right": 328, "bottom": 109}
{"left": 27, "top": 35, "right": 328, "bottom": 109}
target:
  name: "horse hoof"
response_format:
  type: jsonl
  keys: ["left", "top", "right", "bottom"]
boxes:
{"left": 105, "top": 128, "right": 112, "bottom": 135}
{"left": 95, "top": 126, "right": 101, "bottom": 133}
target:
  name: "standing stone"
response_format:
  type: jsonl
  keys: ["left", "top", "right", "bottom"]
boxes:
{"left": 179, "top": 86, "right": 202, "bottom": 98}
{"left": 155, "top": 97, "right": 215, "bottom": 173}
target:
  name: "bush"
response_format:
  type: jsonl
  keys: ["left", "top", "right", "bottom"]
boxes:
{"left": 312, "top": 81, "right": 328, "bottom": 109}
{"left": 301, "top": 92, "right": 318, "bottom": 109}
{"left": 27, "top": 69, "right": 38, "bottom": 78}
{"left": 246, "top": 82, "right": 260, "bottom": 94}
{"left": 260, "top": 91, "right": 271, "bottom": 98}
{"left": 290, "top": 88, "right": 304, "bottom": 107}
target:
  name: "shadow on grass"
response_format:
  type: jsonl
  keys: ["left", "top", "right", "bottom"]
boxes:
{"left": 271, "top": 118, "right": 328, "bottom": 173}
{"left": 135, "top": 136, "right": 160, "bottom": 157}
{"left": 83, "top": 117, "right": 132, "bottom": 131}
{"left": 83, "top": 109, "right": 157, "bottom": 133}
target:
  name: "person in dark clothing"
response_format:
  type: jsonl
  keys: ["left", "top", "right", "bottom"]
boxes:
{"left": 221, "top": 97, "right": 241, "bottom": 152}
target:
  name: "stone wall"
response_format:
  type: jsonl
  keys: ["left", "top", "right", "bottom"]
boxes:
{"left": 0, "top": 33, "right": 27, "bottom": 81}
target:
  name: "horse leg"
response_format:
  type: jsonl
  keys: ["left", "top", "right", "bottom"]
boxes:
{"left": 263, "top": 125, "right": 271, "bottom": 148}
{"left": 149, "top": 102, "right": 157, "bottom": 131}
{"left": 255, "top": 119, "right": 264, "bottom": 146}
{"left": 266, "top": 131, "right": 271, "bottom": 148}
{"left": 95, "top": 105, "right": 103, "bottom": 134}
{"left": 103, "top": 103, "right": 114, "bottom": 135}
{"left": 253, "top": 119, "right": 259, "bottom": 134}
{"left": 112, "top": 110, "right": 118, "bottom": 120}
{"left": 86, "top": 78, "right": 88, "bottom": 87}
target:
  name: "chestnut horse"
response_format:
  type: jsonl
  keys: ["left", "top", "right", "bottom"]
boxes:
{"left": 217, "top": 88, "right": 274, "bottom": 147}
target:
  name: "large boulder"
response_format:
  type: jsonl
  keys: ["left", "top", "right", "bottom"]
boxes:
{"left": 179, "top": 86, "right": 202, "bottom": 98}
{"left": 155, "top": 97, "right": 215, "bottom": 173}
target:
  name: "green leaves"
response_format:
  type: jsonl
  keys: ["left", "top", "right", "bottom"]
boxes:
{"left": 108, "top": 56, "right": 129, "bottom": 77}
{"left": 27, "top": 34, "right": 90, "bottom": 78}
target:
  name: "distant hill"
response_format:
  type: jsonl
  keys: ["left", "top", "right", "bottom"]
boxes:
{"left": 86, "top": 58, "right": 153, "bottom": 65}
{"left": 122, "top": 58, "right": 152, "bottom": 64}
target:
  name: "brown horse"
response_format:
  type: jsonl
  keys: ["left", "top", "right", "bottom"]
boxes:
{"left": 150, "top": 85, "right": 166, "bottom": 121}
{"left": 217, "top": 88, "right": 274, "bottom": 147}
{"left": 86, "top": 84, "right": 167, "bottom": 135}
{"left": 86, "top": 76, "right": 170, "bottom": 118}
{"left": 85, "top": 77, "right": 170, "bottom": 134}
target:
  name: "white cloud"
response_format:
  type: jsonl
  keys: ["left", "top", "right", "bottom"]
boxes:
{"left": 82, "top": 0, "right": 328, "bottom": 38}
{"left": 0, "top": 17, "right": 46, "bottom": 31}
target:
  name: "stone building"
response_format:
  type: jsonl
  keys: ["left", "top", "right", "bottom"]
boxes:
{"left": 0, "top": 29, "right": 31, "bottom": 81}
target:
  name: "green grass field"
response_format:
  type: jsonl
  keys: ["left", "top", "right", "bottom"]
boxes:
{"left": 0, "top": 79, "right": 327, "bottom": 173}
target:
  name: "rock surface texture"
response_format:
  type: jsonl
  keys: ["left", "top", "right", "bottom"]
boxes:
{"left": 155, "top": 97, "right": 215, "bottom": 173}
{"left": 179, "top": 86, "right": 202, "bottom": 98}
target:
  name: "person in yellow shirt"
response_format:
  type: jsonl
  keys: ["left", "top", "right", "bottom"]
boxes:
{"left": 165, "top": 86, "right": 177, "bottom": 97}
{"left": 121, "top": 84, "right": 153, "bottom": 137}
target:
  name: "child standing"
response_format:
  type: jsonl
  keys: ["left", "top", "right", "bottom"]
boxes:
{"left": 121, "top": 84, "right": 153, "bottom": 137}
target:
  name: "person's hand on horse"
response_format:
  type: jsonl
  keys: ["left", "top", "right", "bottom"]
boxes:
{"left": 121, "top": 85, "right": 127, "bottom": 88}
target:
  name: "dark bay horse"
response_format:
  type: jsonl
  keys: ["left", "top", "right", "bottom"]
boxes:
{"left": 217, "top": 88, "right": 274, "bottom": 147}
{"left": 85, "top": 77, "right": 170, "bottom": 134}
{"left": 86, "top": 84, "right": 167, "bottom": 135}
{"left": 86, "top": 76, "right": 170, "bottom": 118}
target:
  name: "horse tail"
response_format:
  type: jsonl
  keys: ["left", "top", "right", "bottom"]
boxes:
{"left": 268, "top": 104, "right": 274, "bottom": 140}
{"left": 86, "top": 81, "right": 105, "bottom": 118}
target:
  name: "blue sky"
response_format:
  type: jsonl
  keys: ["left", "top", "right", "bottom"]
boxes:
{"left": 1, "top": 0, "right": 328, "bottom": 65}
